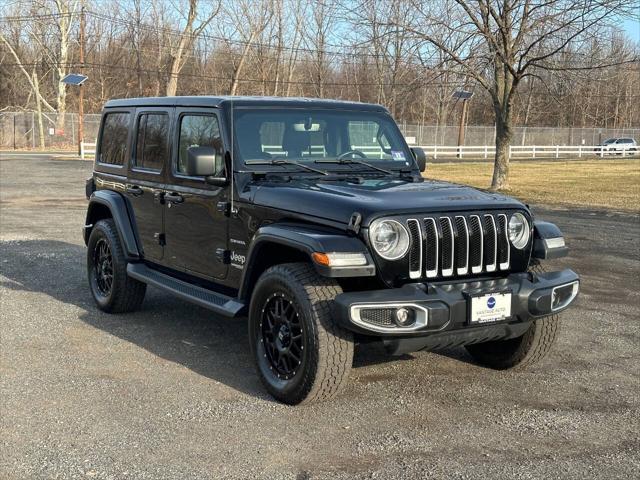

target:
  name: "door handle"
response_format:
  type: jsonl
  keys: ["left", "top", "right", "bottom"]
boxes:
{"left": 164, "top": 192, "right": 184, "bottom": 205}
{"left": 126, "top": 185, "right": 143, "bottom": 196}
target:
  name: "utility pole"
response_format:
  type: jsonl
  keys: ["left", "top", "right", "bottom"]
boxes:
{"left": 77, "top": 3, "right": 85, "bottom": 156}
{"left": 452, "top": 90, "right": 474, "bottom": 158}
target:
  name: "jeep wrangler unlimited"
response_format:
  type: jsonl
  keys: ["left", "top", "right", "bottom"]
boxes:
{"left": 84, "top": 96, "right": 579, "bottom": 404}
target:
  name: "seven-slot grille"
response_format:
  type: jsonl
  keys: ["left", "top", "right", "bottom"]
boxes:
{"left": 407, "top": 213, "right": 511, "bottom": 279}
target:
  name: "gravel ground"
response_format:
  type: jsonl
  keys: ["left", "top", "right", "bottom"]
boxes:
{"left": 1, "top": 156, "right": 639, "bottom": 479}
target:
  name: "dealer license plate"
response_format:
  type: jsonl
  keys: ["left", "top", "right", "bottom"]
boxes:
{"left": 470, "top": 292, "right": 512, "bottom": 324}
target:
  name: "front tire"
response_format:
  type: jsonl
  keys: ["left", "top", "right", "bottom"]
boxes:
{"left": 248, "top": 263, "right": 354, "bottom": 404}
{"left": 465, "top": 264, "right": 561, "bottom": 370}
{"left": 87, "top": 219, "right": 146, "bottom": 313}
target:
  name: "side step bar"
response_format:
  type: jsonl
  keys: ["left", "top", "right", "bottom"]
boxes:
{"left": 127, "top": 263, "right": 245, "bottom": 317}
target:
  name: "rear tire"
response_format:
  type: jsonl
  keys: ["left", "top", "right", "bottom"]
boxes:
{"left": 248, "top": 263, "right": 354, "bottom": 404}
{"left": 465, "top": 264, "right": 560, "bottom": 370}
{"left": 87, "top": 219, "right": 146, "bottom": 313}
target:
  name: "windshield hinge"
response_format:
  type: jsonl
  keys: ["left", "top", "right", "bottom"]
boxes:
{"left": 347, "top": 212, "right": 362, "bottom": 235}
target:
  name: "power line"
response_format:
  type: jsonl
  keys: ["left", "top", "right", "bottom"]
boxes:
{"left": 4, "top": 62, "right": 639, "bottom": 98}
{"left": 0, "top": 62, "right": 466, "bottom": 88}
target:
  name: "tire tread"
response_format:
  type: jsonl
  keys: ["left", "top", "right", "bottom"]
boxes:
{"left": 465, "top": 263, "right": 561, "bottom": 370}
{"left": 250, "top": 263, "right": 353, "bottom": 404}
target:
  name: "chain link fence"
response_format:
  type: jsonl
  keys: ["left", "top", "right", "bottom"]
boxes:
{"left": 0, "top": 112, "right": 101, "bottom": 150}
{"left": 398, "top": 122, "right": 640, "bottom": 147}
{"left": 1, "top": 111, "right": 638, "bottom": 150}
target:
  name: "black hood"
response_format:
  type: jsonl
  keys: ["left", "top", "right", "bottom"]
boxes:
{"left": 248, "top": 176, "right": 527, "bottom": 226}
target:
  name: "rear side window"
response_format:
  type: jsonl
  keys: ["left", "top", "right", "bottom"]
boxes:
{"left": 99, "top": 112, "right": 129, "bottom": 165}
{"left": 134, "top": 113, "right": 169, "bottom": 171}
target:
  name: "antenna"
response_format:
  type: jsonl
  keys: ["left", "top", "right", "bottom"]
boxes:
{"left": 230, "top": 96, "right": 234, "bottom": 213}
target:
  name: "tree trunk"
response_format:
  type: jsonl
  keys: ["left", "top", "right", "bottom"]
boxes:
{"left": 166, "top": 57, "right": 181, "bottom": 96}
{"left": 33, "top": 71, "right": 46, "bottom": 149}
{"left": 229, "top": 33, "right": 257, "bottom": 96}
{"left": 491, "top": 105, "right": 512, "bottom": 190}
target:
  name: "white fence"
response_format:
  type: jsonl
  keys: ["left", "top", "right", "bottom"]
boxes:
{"left": 420, "top": 144, "right": 638, "bottom": 159}
{"left": 80, "top": 141, "right": 96, "bottom": 159}
{"left": 82, "top": 142, "right": 636, "bottom": 161}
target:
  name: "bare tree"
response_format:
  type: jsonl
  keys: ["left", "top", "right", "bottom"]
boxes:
{"left": 124, "top": 0, "right": 149, "bottom": 96}
{"left": 33, "top": 0, "right": 80, "bottom": 130}
{"left": 404, "top": 0, "right": 637, "bottom": 189}
{"left": 1, "top": 0, "right": 79, "bottom": 132}
{"left": 305, "top": 0, "right": 338, "bottom": 98}
{"left": 165, "top": 0, "right": 220, "bottom": 96}
{"left": 222, "top": 0, "right": 273, "bottom": 96}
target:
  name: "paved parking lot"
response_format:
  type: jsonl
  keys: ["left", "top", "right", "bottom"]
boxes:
{"left": 1, "top": 156, "right": 639, "bottom": 479}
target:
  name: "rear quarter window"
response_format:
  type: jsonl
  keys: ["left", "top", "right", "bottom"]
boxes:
{"left": 134, "top": 113, "right": 169, "bottom": 172}
{"left": 98, "top": 112, "right": 130, "bottom": 165}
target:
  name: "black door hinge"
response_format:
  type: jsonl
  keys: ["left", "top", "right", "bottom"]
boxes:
{"left": 216, "top": 201, "right": 231, "bottom": 216}
{"left": 154, "top": 232, "right": 166, "bottom": 246}
{"left": 216, "top": 248, "right": 230, "bottom": 264}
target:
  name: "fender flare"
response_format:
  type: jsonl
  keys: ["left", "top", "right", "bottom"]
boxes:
{"left": 238, "top": 223, "right": 375, "bottom": 300}
{"left": 84, "top": 190, "right": 140, "bottom": 260}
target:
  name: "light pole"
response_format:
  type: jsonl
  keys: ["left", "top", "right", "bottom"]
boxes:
{"left": 62, "top": 73, "right": 88, "bottom": 153}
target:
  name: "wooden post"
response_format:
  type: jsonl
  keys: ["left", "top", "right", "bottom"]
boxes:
{"left": 77, "top": 4, "right": 85, "bottom": 156}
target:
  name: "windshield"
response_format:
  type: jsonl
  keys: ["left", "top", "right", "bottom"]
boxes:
{"left": 233, "top": 108, "right": 413, "bottom": 168}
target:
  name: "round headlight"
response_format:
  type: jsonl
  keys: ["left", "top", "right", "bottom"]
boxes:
{"left": 369, "top": 219, "right": 410, "bottom": 260}
{"left": 508, "top": 213, "right": 530, "bottom": 249}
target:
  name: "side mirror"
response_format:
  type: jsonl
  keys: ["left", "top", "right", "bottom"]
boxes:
{"left": 411, "top": 147, "right": 427, "bottom": 172}
{"left": 187, "top": 146, "right": 227, "bottom": 185}
{"left": 187, "top": 146, "right": 217, "bottom": 176}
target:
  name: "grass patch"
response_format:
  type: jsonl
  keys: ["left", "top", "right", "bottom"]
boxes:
{"left": 425, "top": 159, "right": 640, "bottom": 212}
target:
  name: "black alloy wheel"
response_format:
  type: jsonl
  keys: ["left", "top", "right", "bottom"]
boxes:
{"left": 259, "top": 293, "right": 305, "bottom": 380}
{"left": 86, "top": 219, "right": 146, "bottom": 313}
{"left": 248, "top": 263, "right": 354, "bottom": 404}
{"left": 93, "top": 238, "right": 113, "bottom": 297}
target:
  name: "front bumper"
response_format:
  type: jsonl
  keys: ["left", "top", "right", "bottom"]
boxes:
{"left": 334, "top": 269, "right": 579, "bottom": 350}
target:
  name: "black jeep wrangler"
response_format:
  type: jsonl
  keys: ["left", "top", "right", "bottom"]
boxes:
{"left": 84, "top": 96, "right": 579, "bottom": 404}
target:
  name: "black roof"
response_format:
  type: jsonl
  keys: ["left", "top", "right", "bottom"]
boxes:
{"left": 103, "top": 95, "right": 388, "bottom": 112}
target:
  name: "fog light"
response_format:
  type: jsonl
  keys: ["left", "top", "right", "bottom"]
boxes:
{"left": 551, "top": 281, "right": 579, "bottom": 311}
{"left": 395, "top": 307, "right": 416, "bottom": 327}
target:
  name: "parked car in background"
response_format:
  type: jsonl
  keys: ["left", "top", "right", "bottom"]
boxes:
{"left": 596, "top": 138, "right": 637, "bottom": 155}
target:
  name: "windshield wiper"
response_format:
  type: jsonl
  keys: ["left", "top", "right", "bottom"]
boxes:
{"left": 315, "top": 158, "right": 393, "bottom": 175}
{"left": 246, "top": 158, "right": 329, "bottom": 176}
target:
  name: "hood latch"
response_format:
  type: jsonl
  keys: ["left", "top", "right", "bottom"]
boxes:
{"left": 347, "top": 212, "right": 362, "bottom": 236}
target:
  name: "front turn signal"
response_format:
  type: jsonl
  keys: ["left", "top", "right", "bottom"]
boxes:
{"left": 312, "top": 252, "right": 368, "bottom": 267}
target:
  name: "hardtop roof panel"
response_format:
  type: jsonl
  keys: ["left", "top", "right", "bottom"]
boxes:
{"left": 103, "top": 96, "right": 388, "bottom": 112}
